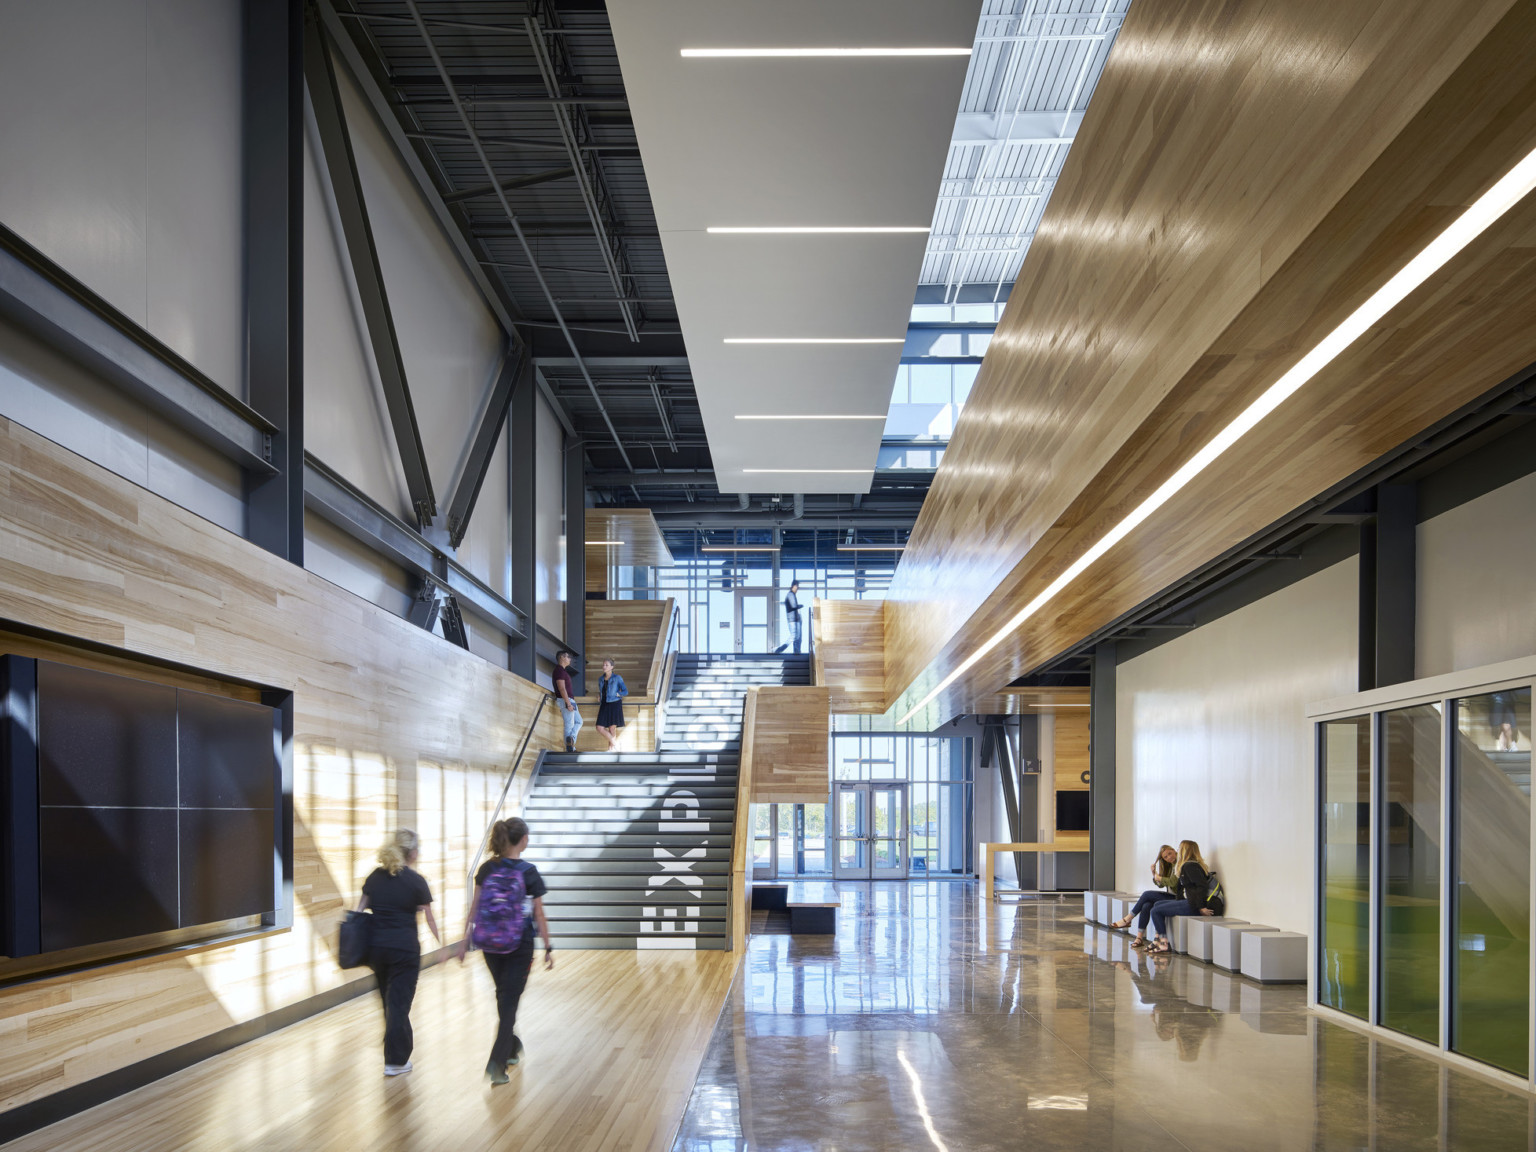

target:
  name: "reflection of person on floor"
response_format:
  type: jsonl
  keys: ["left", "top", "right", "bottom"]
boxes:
{"left": 1491, "top": 692, "right": 1520, "bottom": 751}
{"left": 1119, "top": 956, "right": 1219, "bottom": 1061}
{"left": 1112, "top": 844, "right": 1181, "bottom": 948}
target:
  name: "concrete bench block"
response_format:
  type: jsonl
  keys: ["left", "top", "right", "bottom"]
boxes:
{"left": 1083, "top": 891, "right": 1102, "bottom": 922}
{"left": 1187, "top": 917, "right": 1249, "bottom": 962}
{"left": 1095, "top": 893, "right": 1117, "bottom": 925}
{"left": 1109, "top": 895, "right": 1136, "bottom": 924}
{"left": 1240, "top": 931, "right": 1307, "bottom": 984}
{"left": 751, "top": 884, "right": 789, "bottom": 911}
{"left": 1211, "top": 922, "right": 1276, "bottom": 971}
{"left": 1169, "top": 915, "right": 1197, "bottom": 953}
{"left": 787, "top": 902, "right": 838, "bottom": 934}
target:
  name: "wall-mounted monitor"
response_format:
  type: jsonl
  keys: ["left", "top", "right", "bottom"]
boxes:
{"left": 2, "top": 655, "right": 287, "bottom": 968}
{"left": 1056, "top": 790, "right": 1091, "bottom": 833}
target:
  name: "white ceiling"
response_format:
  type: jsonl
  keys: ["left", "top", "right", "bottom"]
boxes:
{"left": 607, "top": 0, "right": 981, "bottom": 494}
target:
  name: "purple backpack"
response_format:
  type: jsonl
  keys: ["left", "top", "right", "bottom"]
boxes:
{"left": 473, "top": 860, "right": 529, "bottom": 953}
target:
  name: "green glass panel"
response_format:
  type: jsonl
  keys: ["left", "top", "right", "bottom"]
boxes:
{"left": 1452, "top": 688, "right": 1531, "bottom": 1076}
{"left": 1320, "top": 715, "right": 1371, "bottom": 1018}
{"left": 1379, "top": 704, "right": 1441, "bottom": 1043}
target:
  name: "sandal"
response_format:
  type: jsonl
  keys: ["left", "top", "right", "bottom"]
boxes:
{"left": 1130, "top": 935, "right": 1149, "bottom": 949}
{"left": 1150, "top": 938, "right": 1171, "bottom": 954}
{"left": 1111, "top": 915, "right": 1134, "bottom": 930}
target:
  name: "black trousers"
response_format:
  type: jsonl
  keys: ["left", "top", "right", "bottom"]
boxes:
{"left": 370, "top": 947, "right": 421, "bottom": 1066}
{"left": 484, "top": 943, "right": 535, "bottom": 1066}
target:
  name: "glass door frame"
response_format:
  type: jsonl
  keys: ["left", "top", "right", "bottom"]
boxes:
{"left": 1309, "top": 662, "right": 1536, "bottom": 1091}
{"left": 832, "top": 781, "right": 908, "bottom": 880}
{"left": 733, "top": 587, "right": 776, "bottom": 653}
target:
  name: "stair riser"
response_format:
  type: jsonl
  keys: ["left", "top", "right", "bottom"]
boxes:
{"left": 555, "top": 936, "right": 728, "bottom": 951}
{"left": 534, "top": 867, "right": 732, "bottom": 884}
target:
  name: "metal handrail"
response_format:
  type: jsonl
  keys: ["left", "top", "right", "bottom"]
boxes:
{"left": 465, "top": 692, "right": 548, "bottom": 888}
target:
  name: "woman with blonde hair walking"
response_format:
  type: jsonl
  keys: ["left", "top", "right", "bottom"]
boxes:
{"left": 358, "top": 828, "right": 439, "bottom": 1075}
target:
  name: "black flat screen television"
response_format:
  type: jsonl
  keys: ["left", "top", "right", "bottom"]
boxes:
{"left": 1056, "top": 790, "right": 1091, "bottom": 833}
{"left": 3, "top": 656, "right": 283, "bottom": 961}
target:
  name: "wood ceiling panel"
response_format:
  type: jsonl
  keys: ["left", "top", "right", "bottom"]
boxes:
{"left": 586, "top": 507, "right": 674, "bottom": 568}
{"left": 885, "top": 0, "right": 1536, "bottom": 724}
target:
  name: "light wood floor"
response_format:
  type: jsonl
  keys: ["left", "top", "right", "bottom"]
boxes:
{"left": 8, "top": 949, "right": 738, "bottom": 1152}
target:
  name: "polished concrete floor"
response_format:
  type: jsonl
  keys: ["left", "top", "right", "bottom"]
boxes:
{"left": 672, "top": 881, "right": 1536, "bottom": 1151}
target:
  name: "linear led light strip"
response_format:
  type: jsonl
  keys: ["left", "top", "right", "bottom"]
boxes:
{"left": 736, "top": 414, "right": 886, "bottom": 420}
{"left": 708, "top": 226, "right": 931, "bottom": 234}
{"left": 682, "top": 47, "right": 971, "bottom": 58}
{"left": 898, "top": 141, "right": 1536, "bottom": 726}
{"left": 724, "top": 338, "right": 904, "bottom": 344}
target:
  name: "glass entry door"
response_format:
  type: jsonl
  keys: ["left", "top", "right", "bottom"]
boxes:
{"left": 832, "top": 782, "right": 907, "bottom": 879}
{"left": 734, "top": 588, "right": 775, "bottom": 652}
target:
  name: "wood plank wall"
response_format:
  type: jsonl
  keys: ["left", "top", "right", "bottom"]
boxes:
{"left": 743, "top": 686, "right": 831, "bottom": 805}
{"left": 582, "top": 599, "right": 672, "bottom": 701}
{"left": 0, "top": 415, "right": 561, "bottom": 1116}
{"left": 884, "top": 0, "right": 1536, "bottom": 721}
{"left": 811, "top": 600, "right": 887, "bottom": 714}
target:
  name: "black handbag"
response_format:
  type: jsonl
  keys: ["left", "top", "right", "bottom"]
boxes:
{"left": 339, "top": 909, "right": 373, "bottom": 969}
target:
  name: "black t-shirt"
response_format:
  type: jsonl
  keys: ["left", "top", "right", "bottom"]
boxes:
{"left": 361, "top": 866, "right": 433, "bottom": 953}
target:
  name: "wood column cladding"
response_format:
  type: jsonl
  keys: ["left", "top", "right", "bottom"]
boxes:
{"left": 811, "top": 599, "right": 887, "bottom": 714}
{"left": 885, "top": 0, "right": 1536, "bottom": 722}
{"left": 0, "top": 415, "right": 560, "bottom": 1115}
{"left": 742, "top": 686, "right": 831, "bottom": 805}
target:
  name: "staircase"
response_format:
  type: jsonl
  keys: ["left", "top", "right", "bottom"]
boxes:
{"left": 525, "top": 753, "right": 737, "bottom": 949}
{"left": 661, "top": 653, "right": 811, "bottom": 752}
{"left": 521, "top": 654, "right": 812, "bottom": 950}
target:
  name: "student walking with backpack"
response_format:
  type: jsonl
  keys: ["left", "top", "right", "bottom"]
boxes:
{"left": 458, "top": 817, "right": 553, "bottom": 1085}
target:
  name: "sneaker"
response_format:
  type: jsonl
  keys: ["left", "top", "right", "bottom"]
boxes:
{"left": 486, "top": 1060, "right": 510, "bottom": 1086}
{"left": 507, "top": 1049, "right": 523, "bottom": 1068}
{"left": 384, "top": 1062, "right": 413, "bottom": 1077}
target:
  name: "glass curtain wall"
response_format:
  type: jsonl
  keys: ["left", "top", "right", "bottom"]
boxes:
{"left": 1380, "top": 704, "right": 1441, "bottom": 1043}
{"left": 1452, "top": 688, "right": 1531, "bottom": 1076}
{"left": 1315, "top": 679, "right": 1534, "bottom": 1081}
{"left": 1319, "top": 715, "right": 1371, "bottom": 1019}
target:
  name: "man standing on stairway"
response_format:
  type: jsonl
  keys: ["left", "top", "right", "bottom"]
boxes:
{"left": 783, "top": 580, "right": 803, "bottom": 655}
{"left": 553, "top": 649, "right": 581, "bottom": 752}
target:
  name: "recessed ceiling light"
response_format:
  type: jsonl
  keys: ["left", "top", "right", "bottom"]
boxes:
{"left": 681, "top": 47, "right": 971, "bottom": 58}
{"left": 724, "top": 338, "right": 904, "bottom": 345}
{"left": 897, "top": 139, "right": 1536, "bottom": 726}
{"left": 707, "top": 226, "right": 931, "bottom": 234}
{"left": 700, "top": 545, "right": 781, "bottom": 552}
{"left": 735, "top": 414, "right": 887, "bottom": 421}
{"left": 742, "top": 468, "right": 870, "bottom": 474}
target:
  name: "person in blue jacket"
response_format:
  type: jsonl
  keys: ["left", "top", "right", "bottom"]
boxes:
{"left": 594, "top": 658, "right": 628, "bottom": 752}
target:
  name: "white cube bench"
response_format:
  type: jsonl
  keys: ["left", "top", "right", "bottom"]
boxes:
{"left": 1083, "top": 891, "right": 1107, "bottom": 922}
{"left": 1240, "top": 931, "right": 1307, "bottom": 984}
{"left": 1211, "top": 922, "right": 1276, "bottom": 971}
{"left": 1186, "top": 917, "right": 1248, "bottom": 962}
{"left": 1109, "top": 894, "right": 1136, "bottom": 925}
{"left": 1168, "top": 915, "right": 1197, "bottom": 953}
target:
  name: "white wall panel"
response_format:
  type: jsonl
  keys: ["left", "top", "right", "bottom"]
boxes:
{"left": 0, "top": 322, "right": 242, "bottom": 533}
{"left": 302, "top": 512, "right": 413, "bottom": 619}
{"left": 337, "top": 66, "right": 503, "bottom": 499}
{"left": 301, "top": 122, "right": 411, "bottom": 518}
{"left": 0, "top": 0, "right": 244, "bottom": 394}
{"left": 1419, "top": 471, "right": 1536, "bottom": 678}
{"left": 535, "top": 394, "right": 566, "bottom": 637}
{"left": 456, "top": 427, "right": 511, "bottom": 598}
{"left": 1115, "top": 559, "right": 1357, "bottom": 935}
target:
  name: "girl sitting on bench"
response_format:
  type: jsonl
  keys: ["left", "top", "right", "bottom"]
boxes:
{"left": 1112, "top": 844, "right": 1181, "bottom": 948}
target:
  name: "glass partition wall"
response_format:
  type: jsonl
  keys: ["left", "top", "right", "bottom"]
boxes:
{"left": 1313, "top": 673, "right": 1534, "bottom": 1084}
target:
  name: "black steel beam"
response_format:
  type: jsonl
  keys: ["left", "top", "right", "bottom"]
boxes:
{"left": 445, "top": 344, "right": 524, "bottom": 548}
{"left": 304, "top": 12, "right": 436, "bottom": 527}
{"left": 303, "top": 456, "right": 527, "bottom": 640}
{"left": 244, "top": 0, "right": 305, "bottom": 563}
{"left": 508, "top": 364, "right": 538, "bottom": 678}
{"left": 441, "top": 166, "right": 575, "bottom": 205}
{"left": 1089, "top": 643, "right": 1116, "bottom": 890}
{"left": 0, "top": 227, "right": 274, "bottom": 475}
{"left": 565, "top": 438, "right": 586, "bottom": 692}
